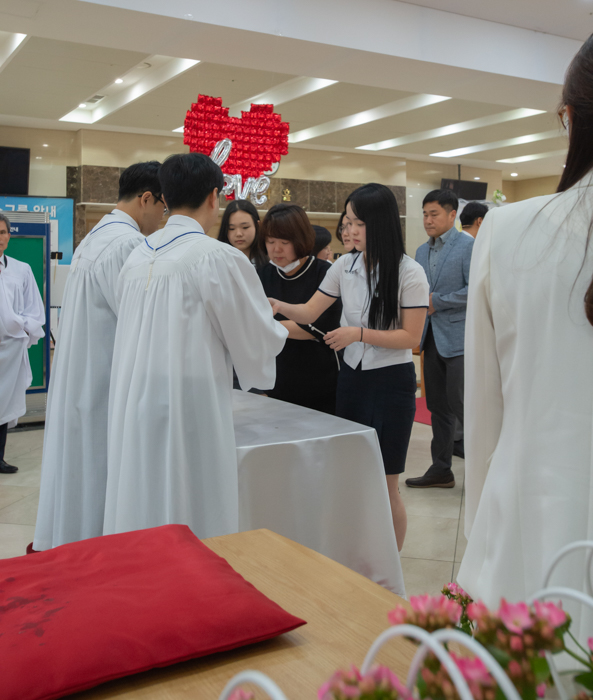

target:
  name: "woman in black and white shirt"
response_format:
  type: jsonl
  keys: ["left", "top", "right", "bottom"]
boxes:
{"left": 259, "top": 204, "right": 342, "bottom": 414}
{"left": 269, "top": 184, "right": 429, "bottom": 550}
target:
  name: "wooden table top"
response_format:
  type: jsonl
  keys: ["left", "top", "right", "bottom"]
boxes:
{"left": 71, "top": 529, "right": 415, "bottom": 700}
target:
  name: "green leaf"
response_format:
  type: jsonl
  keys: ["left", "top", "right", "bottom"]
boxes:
{"left": 416, "top": 674, "right": 428, "bottom": 698}
{"left": 522, "top": 683, "right": 537, "bottom": 700}
{"left": 530, "top": 656, "right": 550, "bottom": 684}
{"left": 575, "top": 672, "right": 593, "bottom": 692}
{"left": 487, "top": 645, "right": 511, "bottom": 668}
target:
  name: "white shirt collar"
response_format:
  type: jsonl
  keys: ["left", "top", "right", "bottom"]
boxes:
{"left": 166, "top": 214, "right": 205, "bottom": 232}
{"left": 108, "top": 208, "right": 141, "bottom": 231}
{"left": 347, "top": 251, "right": 365, "bottom": 276}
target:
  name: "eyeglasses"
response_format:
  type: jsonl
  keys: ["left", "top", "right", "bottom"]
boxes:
{"left": 138, "top": 193, "right": 168, "bottom": 214}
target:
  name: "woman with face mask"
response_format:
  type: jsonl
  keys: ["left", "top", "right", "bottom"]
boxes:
{"left": 218, "top": 199, "right": 268, "bottom": 270}
{"left": 268, "top": 185, "right": 429, "bottom": 550}
{"left": 258, "top": 203, "right": 342, "bottom": 414}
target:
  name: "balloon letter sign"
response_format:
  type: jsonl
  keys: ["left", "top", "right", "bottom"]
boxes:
{"left": 183, "top": 94, "right": 290, "bottom": 204}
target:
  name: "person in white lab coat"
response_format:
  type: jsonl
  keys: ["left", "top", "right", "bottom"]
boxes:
{"left": 33, "top": 162, "right": 165, "bottom": 550}
{"left": 103, "top": 153, "right": 287, "bottom": 540}
{"left": 458, "top": 34, "right": 593, "bottom": 608}
{"left": 0, "top": 213, "right": 45, "bottom": 474}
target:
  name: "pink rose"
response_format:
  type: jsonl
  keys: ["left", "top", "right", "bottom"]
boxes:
{"left": 533, "top": 600, "right": 566, "bottom": 628}
{"left": 228, "top": 690, "right": 254, "bottom": 700}
{"left": 498, "top": 599, "right": 534, "bottom": 634}
{"left": 467, "top": 600, "right": 490, "bottom": 621}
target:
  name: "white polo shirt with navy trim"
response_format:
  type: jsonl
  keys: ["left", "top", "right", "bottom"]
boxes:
{"left": 318, "top": 251, "right": 429, "bottom": 370}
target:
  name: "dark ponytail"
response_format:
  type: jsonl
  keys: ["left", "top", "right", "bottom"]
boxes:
{"left": 557, "top": 34, "right": 593, "bottom": 325}
{"left": 345, "top": 184, "right": 405, "bottom": 330}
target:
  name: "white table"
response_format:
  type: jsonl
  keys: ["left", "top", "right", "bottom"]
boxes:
{"left": 233, "top": 390, "right": 406, "bottom": 597}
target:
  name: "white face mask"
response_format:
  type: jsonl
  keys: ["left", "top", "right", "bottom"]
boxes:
{"left": 269, "top": 258, "right": 303, "bottom": 274}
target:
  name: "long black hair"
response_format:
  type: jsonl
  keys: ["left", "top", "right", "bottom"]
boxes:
{"left": 557, "top": 33, "right": 593, "bottom": 325}
{"left": 218, "top": 199, "right": 267, "bottom": 268}
{"left": 345, "top": 183, "right": 405, "bottom": 330}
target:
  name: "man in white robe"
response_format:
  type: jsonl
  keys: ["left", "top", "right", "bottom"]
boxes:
{"left": 0, "top": 213, "right": 45, "bottom": 473}
{"left": 103, "top": 153, "right": 287, "bottom": 539}
{"left": 33, "top": 162, "right": 165, "bottom": 550}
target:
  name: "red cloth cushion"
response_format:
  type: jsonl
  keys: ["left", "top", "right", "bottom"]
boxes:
{"left": 0, "top": 524, "right": 306, "bottom": 700}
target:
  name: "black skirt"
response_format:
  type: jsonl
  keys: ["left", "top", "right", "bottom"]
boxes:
{"left": 336, "top": 361, "right": 416, "bottom": 475}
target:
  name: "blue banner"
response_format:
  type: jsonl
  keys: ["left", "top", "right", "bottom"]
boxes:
{"left": 0, "top": 195, "right": 74, "bottom": 264}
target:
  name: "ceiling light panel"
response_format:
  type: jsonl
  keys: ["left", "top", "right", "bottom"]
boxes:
{"left": 99, "top": 62, "right": 295, "bottom": 131}
{"left": 289, "top": 94, "right": 451, "bottom": 144}
{"left": 271, "top": 83, "right": 416, "bottom": 134}
{"left": 394, "top": 112, "right": 559, "bottom": 157}
{"left": 297, "top": 99, "right": 528, "bottom": 150}
{"left": 497, "top": 149, "right": 568, "bottom": 163}
{"left": 0, "top": 37, "right": 147, "bottom": 120}
{"left": 357, "top": 108, "right": 545, "bottom": 151}
{"left": 227, "top": 77, "right": 337, "bottom": 117}
{"left": 430, "top": 129, "right": 561, "bottom": 157}
{"left": 60, "top": 55, "right": 199, "bottom": 124}
{"left": 0, "top": 31, "right": 28, "bottom": 75}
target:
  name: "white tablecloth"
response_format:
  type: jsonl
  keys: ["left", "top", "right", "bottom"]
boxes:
{"left": 234, "top": 390, "right": 406, "bottom": 597}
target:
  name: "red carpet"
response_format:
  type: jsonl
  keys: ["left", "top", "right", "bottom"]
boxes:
{"left": 415, "top": 396, "right": 432, "bottom": 425}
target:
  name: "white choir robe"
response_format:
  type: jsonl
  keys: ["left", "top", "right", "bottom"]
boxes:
{"left": 103, "top": 215, "right": 288, "bottom": 540}
{"left": 0, "top": 256, "right": 45, "bottom": 428}
{"left": 458, "top": 180, "right": 593, "bottom": 615}
{"left": 33, "top": 210, "right": 144, "bottom": 551}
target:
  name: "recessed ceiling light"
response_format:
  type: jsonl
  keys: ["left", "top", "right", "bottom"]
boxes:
{"left": 36, "top": 156, "right": 42, "bottom": 159}
{"left": 42, "top": 143, "right": 48, "bottom": 147}
{"left": 79, "top": 103, "right": 87, "bottom": 109}
{"left": 511, "top": 173, "right": 518, "bottom": 177}
{"left": 115, "top": 78, "right": 123, "bottom": 84}
{"left": 474, "top": 177, "right": 480, "bottom": 180}
{"left": 409, "top": 195, "right": 413, "bottom": 198}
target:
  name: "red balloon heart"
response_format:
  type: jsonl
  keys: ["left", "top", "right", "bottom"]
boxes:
{"left": 183, "top": 94, "right": 290, "bottom": 179}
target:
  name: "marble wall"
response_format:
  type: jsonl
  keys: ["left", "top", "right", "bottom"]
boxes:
{"left": 249, "top": 178, "right": 407, "bottom": 217}
{"left": 67, "top": 165, "right": 127, "bottom": 247}
{"left": 70, "top": 165, "right": 408, "bottom": 249}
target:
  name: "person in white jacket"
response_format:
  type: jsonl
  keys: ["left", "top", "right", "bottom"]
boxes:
{"left": 33, "top": 162, "right": 165, "bottom": 550}
{"left": 0, "top": 213, "right": 45, "bottom": 474}
{"left": 103, "top": 153, "right": 287, "bottom": 540}
{"left": 458, "top": 34, "right": 593, "bottom": 610}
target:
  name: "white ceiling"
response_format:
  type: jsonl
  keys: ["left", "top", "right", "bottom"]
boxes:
{"left": 0, "top": 0, "right": 579, "bottom": 180}
{"left": 397, "top": 0, "right": 593, "bottom": 41}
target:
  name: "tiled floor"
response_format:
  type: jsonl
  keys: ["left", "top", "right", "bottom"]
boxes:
{"left": 0, "top": 422, "right": 466, "bottom": 597}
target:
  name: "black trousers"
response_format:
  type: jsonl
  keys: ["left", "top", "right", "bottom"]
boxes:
{"left": 0, "top": 422, "right": 7, "bottom": 463}
{"left": 423, "top": 323, "right": 464, "bottom": 474}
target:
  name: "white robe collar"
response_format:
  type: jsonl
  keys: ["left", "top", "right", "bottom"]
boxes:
{"left": 144, "top": 215, "right": 205, "bottom": 254}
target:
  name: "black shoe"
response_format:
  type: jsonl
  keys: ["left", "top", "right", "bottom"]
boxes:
{"left": 0, "top": 459, "right": 18, "bottom": 474}
{"left": 453, "top": 440, "right": 465, "bottom": 459}
{"left": 405, "top": 471, "right": 455, "bottom": 488}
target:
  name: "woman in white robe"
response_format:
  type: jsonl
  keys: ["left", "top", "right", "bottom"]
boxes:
{"left": 458, "top": 35, "right": 593, "bottom": 609}
{"left": 104, "top": 153, "right": 287, "bottom": 540}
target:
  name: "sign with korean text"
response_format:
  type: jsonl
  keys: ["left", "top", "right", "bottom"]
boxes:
{"left": 0, "top": 196, "right": 74, "bottom": 264}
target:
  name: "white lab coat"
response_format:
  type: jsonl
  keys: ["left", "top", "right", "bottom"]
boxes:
{"left": 103, "top": 215, "right": 288, "bottom": 539}
{"left": 458, "top": 178, "right": 593, "bottom": 609}
{"left": 0, "top": 256, "right": 45, "bottom": 427}
{"left": 33, "top": 210, "right": 144, "bottom": 550}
